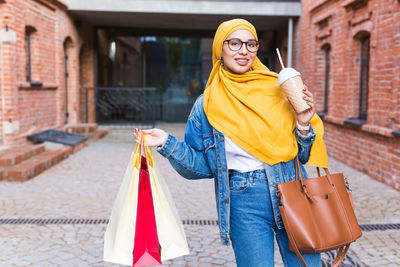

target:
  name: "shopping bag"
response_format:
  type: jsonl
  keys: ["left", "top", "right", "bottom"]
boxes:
{"left": 144, "top": 145, "right": 190, "bottom": 261}
{"left": 132, "top": 154, "right": 161, "bottom": 267}
{"left": 104, "top": 133, "right": 189, "bottom": 265}
{"left": 103, "top": 145, "right": 141, "bottom": 265}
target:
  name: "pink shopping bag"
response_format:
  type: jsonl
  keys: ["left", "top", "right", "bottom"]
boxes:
{"left": 132, "top": 155, "right": 162, "bottom": 267}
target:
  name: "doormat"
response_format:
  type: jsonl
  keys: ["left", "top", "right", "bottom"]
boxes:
{"left": 27, "top": 129, "right": 88, "bottom": 147}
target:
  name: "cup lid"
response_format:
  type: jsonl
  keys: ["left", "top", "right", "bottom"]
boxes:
{"left": 278, "top": 67, "right": 301, "bottom": 86}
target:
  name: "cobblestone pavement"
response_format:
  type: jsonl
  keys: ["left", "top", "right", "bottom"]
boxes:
{"left": 0, "top": 123, "right": 399, "bottom": 266}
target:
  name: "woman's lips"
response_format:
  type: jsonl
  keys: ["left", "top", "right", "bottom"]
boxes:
{"left": 235, "top": 58, "right": 249, "bottom": 66}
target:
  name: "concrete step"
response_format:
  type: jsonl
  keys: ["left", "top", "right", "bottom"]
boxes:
{"left": 0, "top": 147, "right": 69, "bottom": 181}
{"left": 0, "top": 144, "right": 45, "bottom": 167}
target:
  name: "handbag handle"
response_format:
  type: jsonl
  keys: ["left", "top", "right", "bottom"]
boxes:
{"left": 294, "top": 156, "right": 334, "bottom": 187}
{"left": 316, "top": 166, "right": 331, "bottom": 178}
{"left": 294, "top": 157, "right": 313, "bottom": 202}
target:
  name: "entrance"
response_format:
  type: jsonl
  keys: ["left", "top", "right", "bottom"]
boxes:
{"left": 94, "top": 27, "right": 277, "bottom": 123}
{"left": 95, "top": 28, "right": 211, "bottom": 123}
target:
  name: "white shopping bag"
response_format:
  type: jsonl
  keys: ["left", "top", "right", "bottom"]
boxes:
{"left": 146, "top": 145, "right": 190, "bottom": 261}
{"left": 103, "top": 135, "right": 189, "bottom": 265}
{"left": 103, "top": 148, "right": 141, "bottom": 265}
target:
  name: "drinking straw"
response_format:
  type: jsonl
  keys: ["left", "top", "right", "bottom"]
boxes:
{"left": 276, "top": 48, "right": 285, "bottom": 69}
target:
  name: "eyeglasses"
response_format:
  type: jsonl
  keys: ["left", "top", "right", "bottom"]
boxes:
{"left": 223, "top": 38, "right": 260, "bottom": 52}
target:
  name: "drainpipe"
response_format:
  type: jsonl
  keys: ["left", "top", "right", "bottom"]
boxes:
{"left": 287, "top": 18, "right": 293, "bottom": 68}
{"left": 64, "top": 43, "right": 69, "bottom": 124}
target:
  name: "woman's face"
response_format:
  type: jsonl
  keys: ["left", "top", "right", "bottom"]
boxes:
{"left": 221, "top": 29, "right": 258, "bottom": 74}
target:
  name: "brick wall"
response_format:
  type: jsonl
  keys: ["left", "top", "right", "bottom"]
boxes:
{"left": 18, "top": 89, "right": 58, "bottom": 134}
{"left": 0, "top": 0, "right": 94, "bottom": 144}
{"left": 296, "top": 0, "right": 400, "bottom": 189}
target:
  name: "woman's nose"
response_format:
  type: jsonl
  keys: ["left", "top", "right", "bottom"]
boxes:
{"left": 239, "top": 44, "right": 248, "bottom": 54}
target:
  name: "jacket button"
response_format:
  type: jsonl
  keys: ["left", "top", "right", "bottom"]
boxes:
{"left": 220, "top": 137, "right": 224, "bottom": 141}
{"left": 222, "top": 167, "right": 226, "bottom": 171}
{"left": 224, "top": 198, "right": 229, "bottom": 203}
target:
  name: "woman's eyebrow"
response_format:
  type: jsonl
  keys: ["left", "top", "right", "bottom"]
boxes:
{"left": 230, "top": 38, "right": 257, "bottom": 41}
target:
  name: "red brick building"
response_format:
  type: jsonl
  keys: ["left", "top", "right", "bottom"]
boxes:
{"left": 1, "top": 0, "right": 399, "bottom": 189}
{"left": 295, "top": 0, "right": 400, "bottom": 189}
{"left": 0, "top": 0, "right": 95, "bottom": 145}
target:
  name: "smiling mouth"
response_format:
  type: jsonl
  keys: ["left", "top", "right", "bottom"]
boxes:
{"left": 235, "top": 59, "right": 249, "bottom": 65}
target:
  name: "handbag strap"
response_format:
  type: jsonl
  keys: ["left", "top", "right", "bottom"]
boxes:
{"left": 284, "top": 221, "right": 308, "bottom": 267}
{"left": 284, "top": 216, "right": 351, "bottom": 267}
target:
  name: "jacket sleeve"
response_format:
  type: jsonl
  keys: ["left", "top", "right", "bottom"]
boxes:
{"left": 157, "top": 103, "right": 213, "bottom": 180}
{"left": 295, "top": 126, "right": 316, "bottom": 164}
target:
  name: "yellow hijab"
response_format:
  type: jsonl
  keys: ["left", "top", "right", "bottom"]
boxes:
{"left": 203, "top": 19, "right": 328, "bottom": 168}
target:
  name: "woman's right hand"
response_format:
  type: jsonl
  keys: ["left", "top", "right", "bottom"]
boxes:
{"left": 133, "top": 128, "right": 168, "bottom": 147}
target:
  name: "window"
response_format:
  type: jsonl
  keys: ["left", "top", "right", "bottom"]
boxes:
{"left": 344, "top": 33, "right": 370, "bottom": 127}
{"left": 25, "top": 26, "right": 42, "bottom": 86}
{"left": 359, "top": 36, "right": 370, "bottom": 120}
{"left": 322, "top": 45, "right": 331, "bottom": 114}
{"left": 25, "top": 26, "right": 35, "bottom": 82}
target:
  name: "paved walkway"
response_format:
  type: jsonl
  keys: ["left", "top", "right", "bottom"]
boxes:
{"left": 0, "top": 124, "right": 399, "bottom": 266}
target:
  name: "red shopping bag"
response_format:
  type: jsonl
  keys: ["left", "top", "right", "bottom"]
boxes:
{"left": 132, "top": 155, "right": 162, "bottom": 267}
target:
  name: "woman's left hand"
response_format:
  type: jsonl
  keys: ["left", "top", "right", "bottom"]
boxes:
{"left": 295, "top": 85, "right": 316, "bottom": 126}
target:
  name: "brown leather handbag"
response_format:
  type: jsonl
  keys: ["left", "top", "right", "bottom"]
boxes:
{"left": 276, "top": 157, "right": 362, "bottom": 267}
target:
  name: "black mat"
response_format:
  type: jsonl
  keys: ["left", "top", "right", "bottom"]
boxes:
{"left": 27, "top": 129, "right": 88, "bottom": 147}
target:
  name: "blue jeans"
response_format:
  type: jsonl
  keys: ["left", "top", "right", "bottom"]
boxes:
{"left": 229, "top": 169, "right": 321, "bottom": 267}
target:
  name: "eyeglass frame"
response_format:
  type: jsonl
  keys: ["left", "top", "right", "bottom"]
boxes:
{"left": 223, "top": 38, "right": 260, "bottom": 52}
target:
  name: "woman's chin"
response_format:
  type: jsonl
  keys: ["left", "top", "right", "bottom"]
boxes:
{"left": 225, "top": 65, "right": 251, "bottom": 74}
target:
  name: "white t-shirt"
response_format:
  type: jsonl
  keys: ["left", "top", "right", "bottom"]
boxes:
{"left": 224, "top": 134, "right": 264, "bottom": 172}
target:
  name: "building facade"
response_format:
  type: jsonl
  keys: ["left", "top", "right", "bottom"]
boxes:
{"left": 296, "top": 0, "right": 400, "bottom": 189}
{"left": 0, "top": 0, "right": 95, "bottom": 144}
{"left": 0, "top": 0, "right": 300, "bottom": 139}
{"left": 1, "top": 0, "right": 399, "bottom": 189}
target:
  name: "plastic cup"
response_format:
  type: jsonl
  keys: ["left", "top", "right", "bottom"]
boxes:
{"left": 278, "top": 68, "right": 310, "bottom": 113}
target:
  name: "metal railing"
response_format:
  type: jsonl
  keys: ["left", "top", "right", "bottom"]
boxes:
{"left": 85, "top": 87, "right": 159, "bottom": 127}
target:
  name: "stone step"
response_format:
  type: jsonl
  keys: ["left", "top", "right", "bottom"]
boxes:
{"left": 64, "top": 123, "right": 98, "bottom": 135}
{"left": 89, "top": 128, "right": 110, "bottom": 141}
{"left": 0, "top": 147, "right": 70, "bottom": 181}
{"left": 64, "top": 140, "right": 89, "bottom": 155}
{"left": 0, "top": 144, "right": 45, "bottom": 167}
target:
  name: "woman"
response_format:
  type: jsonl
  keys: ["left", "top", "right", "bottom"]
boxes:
{"left": 134, "top": 19, "right": 328, "bottom": 267}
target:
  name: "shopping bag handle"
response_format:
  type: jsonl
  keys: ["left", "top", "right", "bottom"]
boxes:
{"left": 133, "top": 130, "right": 156, "bottom": 169}
{"left": 134, "top": 131, "right": 146, "bottom": 169}
{"left": 143, "top": 135, "right": 154, "bottom": 168}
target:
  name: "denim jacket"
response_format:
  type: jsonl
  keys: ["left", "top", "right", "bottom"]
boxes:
{"left": 158, "top": 95, "right": 316, "bottom": 245}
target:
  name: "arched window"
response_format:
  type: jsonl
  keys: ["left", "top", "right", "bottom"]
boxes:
{"left": 322, "top": 44, "right": 331, "bottom": 114}
{"left": 359, "top": 35, "right": 370, "bottom": 120}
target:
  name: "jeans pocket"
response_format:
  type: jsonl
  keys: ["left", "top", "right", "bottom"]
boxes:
{"left": 230, "top": 175, "right": 250, "bottom": 194}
